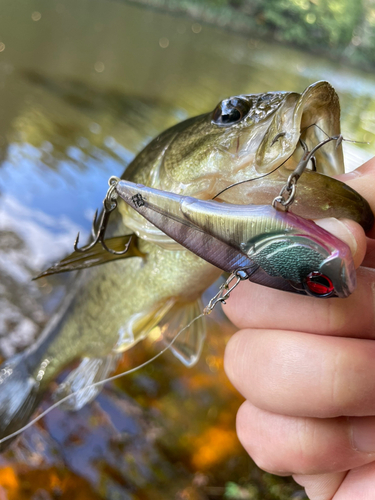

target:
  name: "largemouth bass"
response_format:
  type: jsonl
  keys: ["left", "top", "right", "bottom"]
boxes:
{"left": 0, "top": 81, "right": 372, "bottom": 447}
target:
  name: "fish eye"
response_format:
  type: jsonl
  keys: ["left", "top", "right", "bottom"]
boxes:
{"left": 212, "top": 97, "right": 251, "bottom": 127}
{"left": 304, "top": 271, "right": 334, "bottom": 297}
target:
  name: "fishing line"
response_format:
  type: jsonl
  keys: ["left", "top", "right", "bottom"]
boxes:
{"left": 303, "top": 123, "right": 330, "bottom": 139}
{"left": 212, "top": 123, "right": 327, "bottom": 200}
{"left": 212, "top": 124, "right": 365, "bottom": 201}
{"left": 0, "top": 268, "right": 246, "bottom": 444}
{"left": 304, "top": 123, "right": 368, "bottom": 145}
{"left": 211, "top": 123, "right": 326, "bottom": 200}
{"left": 0, "top": 312, "right": 205, "bottom": 445}
{"left": 212, "top": 152, "right": 294, "bottom": 200}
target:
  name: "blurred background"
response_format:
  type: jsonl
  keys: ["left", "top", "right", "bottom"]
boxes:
{"left": 0, "top": 1, "right": 375, "bottom": 498}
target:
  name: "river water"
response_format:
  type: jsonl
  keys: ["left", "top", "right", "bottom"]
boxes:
{"left": 0, "top": 1, "right": 374, "bottom": 499}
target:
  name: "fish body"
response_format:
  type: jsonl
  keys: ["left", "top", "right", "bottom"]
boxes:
{"left": 0, "top": 81, "right": 372, "bottom": 446}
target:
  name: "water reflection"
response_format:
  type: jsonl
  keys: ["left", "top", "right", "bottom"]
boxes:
{"left": 0, "top": 0, "right": 374, "bottom": 498}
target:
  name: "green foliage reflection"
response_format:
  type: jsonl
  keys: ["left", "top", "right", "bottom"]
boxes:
{"left": 130, "top": 0, "right": 375, "bottom": 69}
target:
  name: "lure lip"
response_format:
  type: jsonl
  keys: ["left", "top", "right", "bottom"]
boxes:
{"left": 116, "top": 180, "right": 356, "bottom": 299}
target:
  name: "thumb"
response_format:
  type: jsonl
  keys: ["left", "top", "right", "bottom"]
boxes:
{"left": 315, "top": 218, "right": 366, "bottom": 269}
{"left": 337, "top": 158, "right": 375, "bottom": 238}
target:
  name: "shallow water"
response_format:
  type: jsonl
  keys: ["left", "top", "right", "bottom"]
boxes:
{"left": 0, "top": 1, "right": 374, "bottom": 498}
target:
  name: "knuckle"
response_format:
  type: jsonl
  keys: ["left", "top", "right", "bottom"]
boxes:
{"left": 236, "top": 403, "right": 325, "bottom": 476}
{"left": 223, "top": 333, "right": 240, "bottom": 380}
{"left": 325, "top": 348, "right": 354, "bottom": 416}
{"left": 223, "top": 330, "right": 249, "bottom": 384}
{"left": 235, "top": 403, "right": 290, "bottom": 475}
{"left": 324, "top": 299, "right": 346, "bottom": 335}
{"left": 327, "top": 351, "right": 343, "bottom": 413}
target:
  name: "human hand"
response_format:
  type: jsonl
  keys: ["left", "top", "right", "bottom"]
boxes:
{"left": 223, "top": 158, "right": 375, "bottom": 500}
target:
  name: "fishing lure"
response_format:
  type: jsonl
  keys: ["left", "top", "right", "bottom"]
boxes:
{"left": 55, "top": 134, "right": 360, "bottom": 301}
{"left": 95, "top": 134, "right": 358, "bottom": 300}
{"left": 114, "top": 178, "right": 356, "bottom": 299}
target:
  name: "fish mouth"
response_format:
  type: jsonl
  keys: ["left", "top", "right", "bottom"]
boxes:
{"left": 155, "top": 81, "right": 344, "bottom": 205}
{"left": 213, "top": 81, "right": 344, "bottom": 202}
{"left": 254, "top": 80, "right": 343, "bottom": 177}
{"left": 213, "top": 82, "right": 374, "bottom": 230}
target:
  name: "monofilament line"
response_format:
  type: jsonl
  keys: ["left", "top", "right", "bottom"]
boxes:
{"left": 0, "top": 313, "right": 205, "bottom": 445}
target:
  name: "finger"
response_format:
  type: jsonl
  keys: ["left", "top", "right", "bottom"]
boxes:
{"left": 224, "top": 267, "right": 375, "bottom": 339}
{"left": 333, "top": 461, "right": 375, "bottom": 499}
{"left": 314, "top": 218, "right": 366, "bottom": 269}
{"left": 294, "top": 463, "right": 375, "bottom": 500}
{"left": 293, "top": 472, "right": 347, "bottom": 500}
{"left": 363, "top": 237, "right": 375, "bottom": 268}
{"left": 337, "top": 158, "right": 375, "bottom": 238}
{"left": 224, "top": 329, "right": 375, "bottom": 417}
{"left": 236, "top": 401, "right": 375, "bottom": 476}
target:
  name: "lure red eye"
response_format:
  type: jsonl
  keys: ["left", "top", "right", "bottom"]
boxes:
{"left": 305, "top": 272, "right": 334, "bottom": 296}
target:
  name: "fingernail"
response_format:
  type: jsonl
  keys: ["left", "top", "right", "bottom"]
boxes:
{"left": 349, "top": 417, "right": 375, "bottom": 453}
{"left": 314, "top": 218, "right": 357, "bottom": 257}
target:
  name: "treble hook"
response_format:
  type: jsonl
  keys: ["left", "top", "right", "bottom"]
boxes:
{"left": 74, "top": 176, "right": 132, "bottom": 255}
